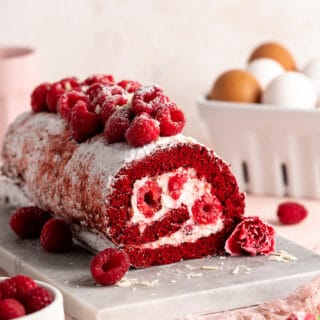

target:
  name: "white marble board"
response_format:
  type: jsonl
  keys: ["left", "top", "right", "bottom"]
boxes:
{"left": 0, "top": 206, "right": 319, "bottom": 320}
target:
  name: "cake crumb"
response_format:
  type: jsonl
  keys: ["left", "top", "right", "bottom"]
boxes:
{"left": 185, "top": 264, "right": 196, "bottom": 270}
{"left": 185, "top": 272, "right": 203, "bottom": 279}
{"left": 268, "top": 250, "right": 298, "bottom": 262}
{"left": 169, "top": 280, "right": 177, "bottom": 283}
{"left": 116, "top": 278, "right": 159, "bottom": 288}
{"left": 219, "top": 256, "right": 227, "bottom": 260}
{"left": 231, "top": 265, "right": 251, "bottom": 275}
{"left": 202, "top": 265, "right": 221, "bottom": 271}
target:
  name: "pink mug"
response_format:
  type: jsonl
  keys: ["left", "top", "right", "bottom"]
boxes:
{"left": 0, "top": 47, "right": 39, "bottom": 148}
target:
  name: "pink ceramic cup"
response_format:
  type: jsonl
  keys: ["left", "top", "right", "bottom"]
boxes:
{"left": 0, "top": 47, "right": 39, "bottom": 148}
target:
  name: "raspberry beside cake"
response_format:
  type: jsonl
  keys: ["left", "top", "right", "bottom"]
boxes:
{"left": 0, "top": 75, "right": 248, "bottom": 268}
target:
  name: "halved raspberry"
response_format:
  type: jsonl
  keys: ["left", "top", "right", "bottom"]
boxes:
{"left": 104, "top": 106, "right": 134, "bottom": 143}
{"left": 30, "top": 82, "right": 51, "bottom": 113}
{"left": 90, "top": 248, "right": 130, "bottom": 286}
{"left": 155, "top": 102, "right": 186, "bottom": 136}
{"left": 10, "top": 206, "right": 51, "bottom": 239}
{"left": 131, "top": 85, "right": 169, "bottom": 115}
{"left": 117, "top": 80, "right": 142, "bottom": 93}
{"left": 137, "top": 180, "right": 162, "bottom": 218}
{"left": 125, "top": 113, "right": 160, "bottom": 147}
{"left": 40, "top": 218, "right": 73, "bottom": 253}
{"left": 168, "top": 173, "right": 188, "bottom": 200}
{"left": 46, "top": 77, "right": 80, "bottom": 112}
{"left": 23, "top": 286, "right": 53, "bottom": 313}
{"left": 192, "top": 193, "right": 223, "bottom": 225}
{"left": 277, "top": 202, "right": 308, "bottom": 225}
{"left": 70, "top": 100, "right": 102, "bottom": 142}
{"left": 82, "top": 74, "right": 114, "bottom": 86}
{"left": 100, "top": 95, "right": 128, "bottom": 123}
{"left": 0, "top": 299, "right": 26, "bottom": 319}
{"left": 57, "top": 90, "right": 90, "bottom": 122}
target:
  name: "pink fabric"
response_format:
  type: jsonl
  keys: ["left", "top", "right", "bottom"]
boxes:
{"left": 200, "top": 276, "right": 320, "bottom": 320}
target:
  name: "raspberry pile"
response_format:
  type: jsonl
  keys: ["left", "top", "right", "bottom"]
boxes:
{"left": 10, "top": 206, "right": 73, "bottom": 253}
{"left": 31, "top": 74, "right": 186, "bottom": 146}
{"left": 0, "top": 275, "right": 53, "bottom": 319}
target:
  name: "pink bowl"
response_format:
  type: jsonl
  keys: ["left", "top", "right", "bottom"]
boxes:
{"left": 0, "top": 47, "right": 38, "bottom": 148}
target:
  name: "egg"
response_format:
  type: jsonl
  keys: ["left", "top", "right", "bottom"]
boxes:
{"left": 247, "top": 58, "right": 285, "bottom": 89}
{"left": 262, "top": 71, "right": 317, "bottom": 109}
{"left": 303, "top": 59, "right": 320, "bottom": 94}
{"left": 249, "top": 42, "right": 296, "bottom": 71}
{"left": 207, "top": 69, "right": 261, "bottom": 103}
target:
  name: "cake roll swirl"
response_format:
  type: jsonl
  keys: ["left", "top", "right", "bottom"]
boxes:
{"left": 1, "top": 112, "right": 245, "bottom": 267}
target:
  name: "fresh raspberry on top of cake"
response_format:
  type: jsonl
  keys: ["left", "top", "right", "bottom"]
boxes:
{"left": 131, "top": 85, "right": 169, "bottom": 115}
{"left": 46, "top": 77, "right": 81, "bottom": 112}
{"left": 82, "top": 74, "right": 114, "bottom": 86}
{"left": 117, "top": 80, "right": 142, "bottom": 93}
{"left": 155, "top": 102, "right": 186, "bottom": 136}
{"left": 31, "top": 82, "right": 51, "bottom": 113}
{"left": 125, "top": 113, "right": 160, "bottom": 146}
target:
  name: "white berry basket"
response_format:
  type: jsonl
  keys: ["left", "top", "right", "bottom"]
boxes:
{"left": 0, "top": 276, "right": 64, "bottom": 320}
{"left": 197, "top": 98, "right": 320, "bottom": 199}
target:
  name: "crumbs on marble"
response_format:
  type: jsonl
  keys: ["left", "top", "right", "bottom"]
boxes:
{"left": 231, "top": 265, "right": 251, "bottom": 275}
{"left": 116, "top": 278, "right": 159, "bottom": 288}
{"left": 185, "top": 272, "right": 203, "bottom": 279}
{"left": 201, "top": 265, "right": 221, "bottom": 271}
{"left": 268, "top": 250, "right": 298, "bottom": 262}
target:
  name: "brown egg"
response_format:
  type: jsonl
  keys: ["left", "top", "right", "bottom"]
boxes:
{"left": 249, "top": 42, "right": 296, "bottom": 71}
{"left": 207, "top": 69, "right": 261, "bottom": 103}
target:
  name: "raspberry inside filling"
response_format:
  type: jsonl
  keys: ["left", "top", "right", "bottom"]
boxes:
{"left": 131, "top": 168, "right": 224, "bottom": 247}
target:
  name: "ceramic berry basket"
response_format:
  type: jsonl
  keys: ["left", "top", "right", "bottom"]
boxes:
{"left": 0, "top": 276, "right": 64, "bottom": 320}
{"left": 197, "top": 98, "right": 320, "bottom": 199}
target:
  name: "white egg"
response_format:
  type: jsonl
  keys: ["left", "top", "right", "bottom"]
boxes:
{"left": 262, "top": 71, "right": 317, "bottom": 109}
{"left": 247, "top": 58, "right": 284, "bottom": 89}
{"left": 303, "top": 59, "right": 320, "bottom": 95}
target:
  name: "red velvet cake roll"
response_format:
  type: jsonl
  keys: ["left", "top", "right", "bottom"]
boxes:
{"left": 1, "top": 112, "right": 245, "bottom": 267}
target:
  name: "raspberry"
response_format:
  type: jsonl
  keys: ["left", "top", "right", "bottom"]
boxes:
{"left": 125, "top": 113, "right": 160, "bottom": 147}
{"left": 0, "top": 279, "right": 16, "bottom": 300}
{"left": 86, "top": 83, "right": 107, "bottom": 102}
{"left": 168, "top": 173, "right": 188, "bottom": 200}
{"left": 192, "top": 193, "right": 223, "bottom": 225}
{"left": 70, "top": 100, "right": 102, "bottom": 142}
{"left": 117, "top": 80, "right": 142, "bottom": 93}
{"left": 104, "top": 106, "right": 134, "bottom": 143}
{"left": 0, "top": 275, "right": 37, "bottom": 301}
{"left": 100, "top": 95, "right": 128, "bottom": 123}
{"left": 155, "top": 102, "right": 186, "bottom": 136}
{"left": 9, "top": 206, "right": 51, "bottom": 239}
{"left": 277, "top": 202, "right": 308, "bottom": 225}
{"left": 131, "top": 85, "right": 169, "bottom": 115}
{"left": 83, "top": 74, "right": 114, "bottom": 86}
{"left": 137, "top": 180, "right": 162, "bottom": 218}
{"left": 40, "top": 218, "right": 73, "bottom": 253}
{"left": 11, "top": 275, "right": 38, "bottom": 301}
{"left": 90, "top": 248, "right": 130, "bottom": 286}
{"left": 30, "top": 82, "right": 51, "bottom": 113}
{"left": 23, "top": 286, "right": 53, "bottom": 314}
{"left": 46, "top": 77, "right": 80, "bottom": 112}
{"left": 0, "top": 299, "right": 26, "bottom": 319}
{"left": 57, "top": 90, "right": 90, "bottom": 122}
{"left": 90, "top": 85, "right": 126, "bottom": 114}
